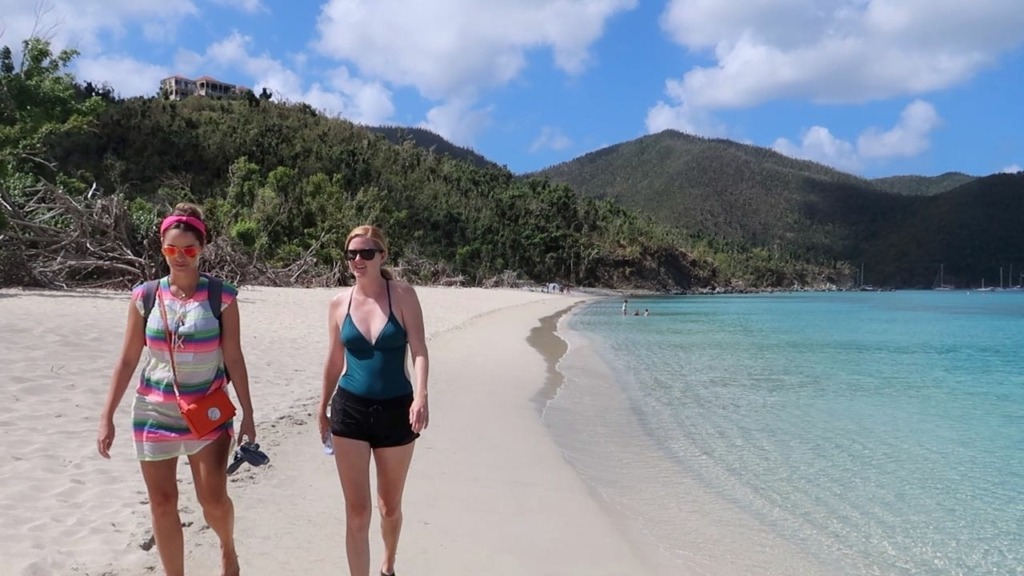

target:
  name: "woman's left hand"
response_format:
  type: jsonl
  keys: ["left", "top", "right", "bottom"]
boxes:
{"left": 238, "top": 415, "right": 257, "bottom": 444}
{"left": 409, "top": 396, "right": 429, "bottom": 433}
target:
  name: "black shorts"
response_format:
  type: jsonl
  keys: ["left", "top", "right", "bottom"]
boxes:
{"left": 330, "top": 387, "right": 420, "bottom": 449}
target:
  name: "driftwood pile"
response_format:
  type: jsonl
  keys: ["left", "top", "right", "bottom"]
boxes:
{"left": 0, "top": 183, "right": 342, "bottom": 289}
{"left": 0, "top": 183, "right": 156, "bottom": 289}
{"left": 391, "top": 253, "right": 465, "bottom": 287}
{"left": 0, "top": 183, "right": 489, "bottom": 290}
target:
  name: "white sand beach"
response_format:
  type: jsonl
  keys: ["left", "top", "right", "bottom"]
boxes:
{"left": 0, "top": 285, "right": 674, "bottom": 575}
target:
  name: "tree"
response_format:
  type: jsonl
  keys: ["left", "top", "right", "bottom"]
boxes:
{"left": 0, "top": 36, "right": 121, "bottom": 288}
{"left": 0, "top": 37, "right": 104, "bottom": 185}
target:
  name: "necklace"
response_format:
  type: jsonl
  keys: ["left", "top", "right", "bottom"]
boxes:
{"left": 170, "top": 282, "right": 197, "bottom": 301}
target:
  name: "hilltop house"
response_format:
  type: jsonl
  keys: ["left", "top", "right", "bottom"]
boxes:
{"left": 160, "top": 75, "right": 249, "bottom": 100}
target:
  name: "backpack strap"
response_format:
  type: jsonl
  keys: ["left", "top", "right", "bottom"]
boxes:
{"left": 140, "top": 279, "right": 160, "bottom": 336}
{"left": 203, "top": 273, "right": 224, "bottom": 321}
{"left": 201, "top": 273, "right": 230, "bottom": 384}
{"left": 140, "top": 276, "right": 223, "bottom": 340}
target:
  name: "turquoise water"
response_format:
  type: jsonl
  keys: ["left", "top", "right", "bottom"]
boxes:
{"left": 550, "top": 291, "right": 1024, "bottom": 575}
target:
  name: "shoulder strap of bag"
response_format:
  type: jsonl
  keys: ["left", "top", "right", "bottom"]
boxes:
{"left": 148, "top": 275, "right": 222, "bottom": 325}
{"left": 156, "top": 285, "right": 186, "bottom": 410}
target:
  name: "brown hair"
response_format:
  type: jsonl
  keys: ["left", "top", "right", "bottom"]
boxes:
{"left": 162, "top": 202, "right": 208, "bottom": 246}
{"left": 345, "top": 224, "right": 393, "bottom": 280}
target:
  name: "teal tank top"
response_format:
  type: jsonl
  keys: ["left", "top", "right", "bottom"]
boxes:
{"left": 338, "top": 281, "right": 413, "bottom": 399}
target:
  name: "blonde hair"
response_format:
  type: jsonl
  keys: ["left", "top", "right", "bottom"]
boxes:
{"left": 345, "top": 224, "right": 393, "bottom": 280}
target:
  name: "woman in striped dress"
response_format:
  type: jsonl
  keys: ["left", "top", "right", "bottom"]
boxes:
{"left": 97, "top": 203, "right": 256, "bottom": 576}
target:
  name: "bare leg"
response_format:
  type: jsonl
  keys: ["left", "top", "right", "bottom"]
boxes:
{"left": 374, "top": 441, "right": 416, "bottom": 576}
{"left": 188, "top": 433, "right": 238, "bottom": 576}
{"left": 333, "top": 435, "right": 373, "bottom": 576}
{"left": 140, "top": 457, "right": 184, "bottom": 576}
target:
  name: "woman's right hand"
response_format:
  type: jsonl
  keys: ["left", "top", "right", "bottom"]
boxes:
{"left": 97, "top": 419, "right": 115, "bottom": 459}
{"left": 317, "top": 407, "right": 330, "bottom": 444}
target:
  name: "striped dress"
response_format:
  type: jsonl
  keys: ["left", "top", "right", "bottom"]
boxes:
{"left": 130, "top": 276, "right": 238, "bottom": 461}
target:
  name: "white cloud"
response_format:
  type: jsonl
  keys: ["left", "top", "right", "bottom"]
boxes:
{"left": 530, "top": 126, "right": 572, "bottom": 153}
{"left": 326, "top": 67, "right": 395, "bottom": 125}
{"left": 645, "top": 97, "right": 726, "bottom": 136}
{"left": 418, "top": 99, "right": 492, "bottom": 146}
{"left": 649, "top": 0, "right": 1024, "bottom": 136}
{"left": 0, "top": 0, "right": 198, "bottom": 54}
{"left": 1000, "top": 164, "right": 1022, "bottom": 174}
{"left": 209, "top": 0, "right": 267, "bottom": 14}
{"left": 315, "top": 0, "right": 637, "bottom": 100}
{"left": 75, "top": 54, "right": 170, "bottom": 97}
{"left": 655, "top": 0, "right": 1024, "bottom": 109}
{"left": 0, "top": 0, "right": 196, "bottom": 98}
{"left": 773, "top": 125, "right": 862, "bottom": 173}
{"left": 172, "top": 47, "right": 205, "bottom": 74}
{"left": 856, "top": 100, "right": 941, "bottom": 158}
{"left": 315, "top": 0, "right": 635, "bottom": 144}
{"left": 772, "top": 100, "right": 942, "bottom": 172}
{"left": 184, "top": 32, "right": 395, "bottom": 125}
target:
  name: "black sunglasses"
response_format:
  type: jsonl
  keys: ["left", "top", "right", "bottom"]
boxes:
{"left": 345, "top": 248, "right": 382, "bottom": 261}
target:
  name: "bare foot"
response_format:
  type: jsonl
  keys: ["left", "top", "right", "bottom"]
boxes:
{"left": 222, "top": 547, "right": 240, "bottom": 576}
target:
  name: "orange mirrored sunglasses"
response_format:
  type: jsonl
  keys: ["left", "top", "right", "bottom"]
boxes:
{"left": 161, "top": 245, "right": 200, "bottom": 259}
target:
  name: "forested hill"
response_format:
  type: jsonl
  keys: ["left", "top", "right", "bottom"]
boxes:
{"left": 532, "top": 130, "right": 904, "bottom": 261}
{"left": 5, "top": 38, "right": 753, "bottom": 291}
{"left": 367, "top": 126, "right": 501, "bottom": 171}
{"left": 871, "top": 172, "right": 976, "bottom": 196}
{"left": 531, "top": 130, "right": 1023, "bottom": 288}
{"left": 40, "top": 97, "right": 725, "bottom": 290}
{"left": 13, "top": 37, "right": 995, "bottom": 293}
{"left": 860, "top": 172, "right": 1024, "bottom": 288}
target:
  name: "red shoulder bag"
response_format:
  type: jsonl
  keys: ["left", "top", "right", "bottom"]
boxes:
{"left": 158, "top": 287, "right": 236, "bottom": 438}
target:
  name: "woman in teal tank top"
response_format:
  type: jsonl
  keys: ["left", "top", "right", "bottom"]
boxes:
{"left": 338, "top": 279, "right": 413, "bottom": 399}
{"left": 318, "top": 225, "right": 430, "bottom": 576}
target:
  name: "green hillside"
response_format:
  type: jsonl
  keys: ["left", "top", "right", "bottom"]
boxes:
{"left": 3, "top": 38, "right": 736, "bottom": 292}
{"left": 862, "top": 173, "right": 1024, "bottom": 288}
{"left": 9, "top": 37, "right": 1008, "bottom": 293}
{"left": 367, "top": 126, "right": 501, "bottom": 171}
{"left": 533, "top": 130, "right": 907, "bottom": 260}
{"left": 871, "top": 172, "right": 976, "bottom": 196}
{"left": 533, "top": 130, "right": 1023, "bottom": 288}
{"left": 41, "top": 97, "right": 722, "bottom": 290}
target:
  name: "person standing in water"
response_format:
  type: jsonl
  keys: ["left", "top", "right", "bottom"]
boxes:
{"left": 318, "top": 225, "right": 429, "bottom": 576}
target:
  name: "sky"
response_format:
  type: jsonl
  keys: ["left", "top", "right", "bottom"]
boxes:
{"left": 2, "top": 0, "right": 1023, "bottom": 179}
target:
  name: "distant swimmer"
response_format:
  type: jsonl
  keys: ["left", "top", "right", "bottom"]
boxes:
{"left": 643, "top": 308, "right": 649, "bottom": 317}
{"left": 622, "top": 298, "right": 628, "bottom": 316}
